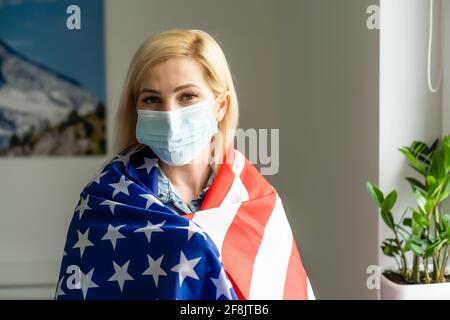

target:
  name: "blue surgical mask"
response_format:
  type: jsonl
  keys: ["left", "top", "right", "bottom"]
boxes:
{"left": 136, "top": 98, "right": 219, "bottom": 166}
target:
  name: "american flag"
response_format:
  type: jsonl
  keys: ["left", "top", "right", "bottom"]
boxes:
{"left": 55, "top": 143, "right": 314, "bottom": 300}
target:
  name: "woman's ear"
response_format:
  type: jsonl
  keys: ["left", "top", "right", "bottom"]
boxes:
{"left": 216, "top": 90, "right": 230, "bottom": 122}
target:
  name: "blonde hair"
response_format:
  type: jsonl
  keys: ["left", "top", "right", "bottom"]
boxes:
{"left": 113, "top": 29, "right": 239, "bottom": 172}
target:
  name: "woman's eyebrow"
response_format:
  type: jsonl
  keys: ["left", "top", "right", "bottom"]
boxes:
{"left": 139, "top": 83, "right": 200, "bottom": 95}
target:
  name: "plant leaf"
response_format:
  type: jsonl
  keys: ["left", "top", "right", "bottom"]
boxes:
{"left": 409, "top": 242, "right": 425, "bottom": 256}
{"left": 406, "top": 177, "right": 427, "bottom": 192}
{"left": 382, "top": 191, "right": 397, "bottom": 213}
{"left": 366, "top": 181, "right": 384, "bottom": 207}
{"left": 381, "top": 210, "right": 395, "bottom": 229}
{"left": 402, "top": 217, "right": 412, "bottom": 227}
{"left": 413, "top": 210, "right": 429, "bottom": 228}
{"left": 414, "top": 190, "right": 427, "bottom": 213}
{"left": 399, "top": 148, "right": 426, "bottom": 175}
{"left": 424, "top": 239, "right": 447, "bottom": 257}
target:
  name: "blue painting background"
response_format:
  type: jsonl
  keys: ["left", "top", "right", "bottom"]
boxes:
{"left": 0, "top": 0, "right": 105, "bottom": 102}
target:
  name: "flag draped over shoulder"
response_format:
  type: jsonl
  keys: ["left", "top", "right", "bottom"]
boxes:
{"left": 55, "top": 143, "right": 314, "bottom": 300}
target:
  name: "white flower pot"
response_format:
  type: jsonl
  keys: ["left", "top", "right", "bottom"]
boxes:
{"left": 380, "top": 268, "right": 450, "bottom": 300}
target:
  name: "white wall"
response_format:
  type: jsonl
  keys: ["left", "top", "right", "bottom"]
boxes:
{"left": 275, "top": 0, "right": 380, "bottom": 299}
{"left": 444, "top": 0, "right": 450, "bottom": 135}
{"left": 379, "top": 0, "right": 444, "bottom": 274}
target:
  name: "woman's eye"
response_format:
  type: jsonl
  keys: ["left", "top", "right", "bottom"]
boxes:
{"left": 180, "top": 93, "right": 197, "bottom": 101}
{"left": 142, "top": 96, "right": 161, "bottom": 104}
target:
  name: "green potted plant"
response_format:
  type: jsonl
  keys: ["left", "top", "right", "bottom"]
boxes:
{"left": 367, "top": 136, "right": 450, "bottom": 299}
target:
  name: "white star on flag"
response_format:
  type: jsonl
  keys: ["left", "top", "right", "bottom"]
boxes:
{"left": 139, "top": 193, "right": 163, "bottom": 209}
{"left": 88, "top": 170, "right": 108, "bottom": 187}
{"left": 55, "top": 277, "right": 65, "bottom": 298}
{"left": 210, "top": 268, "right": 234, "bottom": 300}
{"left": 142, "top": 254, "right": 167, "bottom": 287}
{"left": 73, "top": 228, "right": 94, "bottom": 258}
{"left": 111, "top": 153, "right": 132, "bottom": 166}
{"left": 101, "top": 224, "right": 126, "bottom": 249}
{"left": 136, "top": 157, "right": 158, "bottom": 174}
{"left": 171, "top": 251, "right": 202, "bottom": 287}
{"left": 100, "top": 199, "right": 121, "bottom": 215}
{"left": 108, "top": 260, "right": 134, "bottom": 292}
{"left": 176, "top": 220, "right": 207, "bottom": 241}
{"left": 134, "top": 220, "right": 165, "bottom": 242}
{"left": 109, "top": 176, "right": 133, "bottom": 198}
{"left": 75, "top": 195, "right": 91, "bottom": 219}
{"left": 79, "top": 268, "right": 98, "bottom": 299}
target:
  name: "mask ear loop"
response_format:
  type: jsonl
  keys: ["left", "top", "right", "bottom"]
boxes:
{"left": 213, "top": 94, "right": 223, "bottom": 124}
{"left": 209, "top": 93, "right": 225, "bottom": 171}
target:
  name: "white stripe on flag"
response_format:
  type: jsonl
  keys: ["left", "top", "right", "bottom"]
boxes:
{"left": 248, "top": 194, "right": 293, "bottom": 299}
{"left": 307, "top": 277, "right": 316, "bottom": 300}
{"left": 220, "top": 150, "right": 249, "bottom": 206}
{"left": 192, "top": 203, "right": 241, "bottom": 254}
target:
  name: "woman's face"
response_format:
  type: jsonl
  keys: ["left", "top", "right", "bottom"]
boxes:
{"left": 136, "top": 56, "right": 227, "bottom": 121}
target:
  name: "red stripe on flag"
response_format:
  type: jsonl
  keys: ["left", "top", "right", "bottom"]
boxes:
{"left": 283, "top": 239, "right": 308, "bottom": 299}
{"left": 188, "top": 150, "right": 307, "bottom": 300}
{"left": 199, "top": 145, "right": 236, "bottom": 210}
{"left": 240, "top": 157, "right": 274, "bottom": 200}
{"left": 185, "top": 146, "right": 235, "bottom": 221}
{"left": 225, "top": 270, "right": 245, "bottom": 300}
{"left": 220, "top": 195, "right": 276, "bottom": 299}
{"left": 220, "top": 154, "right": 279, "bottom": 299}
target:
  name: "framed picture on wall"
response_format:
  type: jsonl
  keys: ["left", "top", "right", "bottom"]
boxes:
{"left": 0, "top": 0, "right": 106, "bottom": 156}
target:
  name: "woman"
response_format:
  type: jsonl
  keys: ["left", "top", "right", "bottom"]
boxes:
{"left": 55, "top": 29, "right": 313, "bottom": 300}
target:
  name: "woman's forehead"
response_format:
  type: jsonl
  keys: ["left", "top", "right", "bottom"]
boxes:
{"left": 140, "top": 56, "right": 208, "bottom": 91}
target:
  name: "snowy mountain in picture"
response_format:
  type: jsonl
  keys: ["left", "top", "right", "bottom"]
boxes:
{"left": 0, "top": 38, "right": 105, "bottom": 155}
